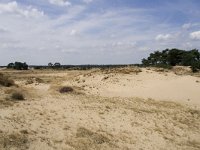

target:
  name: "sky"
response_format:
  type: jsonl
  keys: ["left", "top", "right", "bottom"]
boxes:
{"left": 0, "top": 0, "right": 200, "bottom": 65}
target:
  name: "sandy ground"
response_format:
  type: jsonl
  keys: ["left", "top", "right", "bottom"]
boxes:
{"left": 67, "top": 68, "right": 200, "bottom": 106}
{"left": 0, "top": 67, "right": 200, "bottom": 150}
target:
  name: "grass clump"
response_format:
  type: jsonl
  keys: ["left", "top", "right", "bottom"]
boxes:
{"left": 0, "top": 99, "right": 13, "bottom": 108}
{"left": 59, "top": 86, "right": 74, "bottom": 93}
{"left": 26, "top": 77, "right": 44, "bottom": 85}
{"left": 11, "top": 92, "right": 25, "bottom": 101}
{"left": 76, "top": 127, "right": 110, "bottom": 144}
{"left": 0, "top": 73, "right": 15, "bottom": 87}
{"left": 0, "top": 132, "right": 29, "bottom": 149}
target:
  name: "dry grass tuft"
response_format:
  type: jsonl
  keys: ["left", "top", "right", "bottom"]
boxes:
{"left": 11, "top": 92, "right": 25, "bottom": 101}
{"left": 153, "top": 68, "right": 167, "bottom": 72}
{"left": 0, "top": 73, "right": 15, "bottom": 87}
{"left": 65, "top": 127, "right": 113, "bottom": 150}
{"left": 76, "top": 127, "right": 110, "bottom": 144}
{"left": 0, "top": 99, "right": 14, "bottom": 108}
{"left": 0, "top": 132, "right": 29, "bottom": 150}
{"left": 103, "top": 67, "right": 142, "bottom": 75}
{"left": 25, "top": 77, "right": 44, "bottom": 85}
{"left": 173, "top": 66, "right": 192, "bottom": 75}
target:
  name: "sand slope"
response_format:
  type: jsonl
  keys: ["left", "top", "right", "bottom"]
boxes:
{"left": 67, "top": 68, "right": 200, "bottom": 106}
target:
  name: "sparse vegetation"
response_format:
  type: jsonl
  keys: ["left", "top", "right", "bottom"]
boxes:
{"left": 103, "top": 66, "right": 142, "bottom": 74}
{"left": 26, "top": 77, "right": 44, "bottom": 85}
{"left": 0, "top": 66, "right": 199, "bottom": 150}
{"left": 11, "top": 92, "right": 25, "bottom": 101}
{"left": 0, "top": 132, "right": 29, "bottom": 149}
{"left": 76, "top": 127, "right": 110, "bottom": 144}
{"left": 0, "top": 99, "right": 14, "bottom": 108}
{"left": 0, "top": 73, "right": 15, "bottom": 87}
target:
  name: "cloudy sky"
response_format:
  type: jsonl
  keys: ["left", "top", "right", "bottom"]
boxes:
{"left": 0, "top": 0, "right": 200, "bottom": 65}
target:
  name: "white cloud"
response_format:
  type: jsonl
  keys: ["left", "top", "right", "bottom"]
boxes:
{"left": 49, "top": 0, "right": 71, "bottom": 7}
{"left": 0, "top": 1, "right": 44, "bottom": 17}
{"left": 0, "top": 27, "right": 8, "bottom": 33}
{"left": 83, "top": 0, "right": 93, "bottom": 3}
{"left": 182, "top": 23, "right": 192, "bottom": 30}
{"left": 190, "top": 31, "right": 200, "bottom": 40}
{"left": 182, "top": 23, "right": 200, "bottom": 30}
{"left": 155, "top": 34, "right": 172, "bottom": 41}
{"left": 70, "top": 29, "right": 77, "bottom": 35}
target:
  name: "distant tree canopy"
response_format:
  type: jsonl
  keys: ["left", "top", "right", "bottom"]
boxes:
{"left": 142, "top": 48, "right": 200, "bottom": 72}
{"left": 48, "top": 62, "right": 53, "bottom": 67}
{"left": 7, "top": 62, "right": 28, "bottom": 70}
{"left": 53, "top": 62, "right": 61, "bottom": 69}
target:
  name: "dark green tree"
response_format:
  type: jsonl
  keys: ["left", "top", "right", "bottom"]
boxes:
{"left": 7, "top": 63, "right": 15, "bottom": 69}
{"left": 8, "top": 62, "right": 29, "bottom": 70}
{"left": 142, "top": 48, "right": 200, "bottom": 72}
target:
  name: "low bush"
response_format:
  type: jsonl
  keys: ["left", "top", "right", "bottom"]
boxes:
{"left": 59, "top": 86, "right": 74, "bottom": 93}
{"left": 11, "top": 92, "right": 25, "bottom": 101}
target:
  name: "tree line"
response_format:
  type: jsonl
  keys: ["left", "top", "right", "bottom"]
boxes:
{"left": 6, "top": 62, "right": 133, "bottom": 70}
{"left": 5, "top": 48, "right": 200, "bottom": 72}
{"left": 142, "top": 48, "right": 200, "bottom": 72}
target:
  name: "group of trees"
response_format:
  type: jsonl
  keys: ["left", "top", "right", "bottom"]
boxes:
{"left": 33, "top": 62, "right": 61, "bottom": 69}
{"left": 48, "top": 62, "right": 61, "bottom": 68}
{"left": 7, "top": 62, "right": 28, "bottom": 70}
{"left": 142, "top": 48, "right": 200, "bottom": 72}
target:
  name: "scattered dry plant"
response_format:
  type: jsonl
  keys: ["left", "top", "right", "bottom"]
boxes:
{"left": 25, "top": 77, "right": 44, "bottom": 85}
{"left": 11, "top": 92, "right": 25, "bottom": 101}
{"left": 0, "top": 73, "right": 15, "bottom": 87}
{"left": 103, "top": 67, "right": 142, "bottom": 74}
{"left": 0, "top": 132, "right": 29, "bottom": 150}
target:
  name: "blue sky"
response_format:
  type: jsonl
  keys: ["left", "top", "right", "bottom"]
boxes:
{"left": 0, "top": 0, "right": 200, "bottom": 65}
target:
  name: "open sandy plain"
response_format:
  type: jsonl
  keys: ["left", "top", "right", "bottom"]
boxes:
{"left": 0, "top": 67, "right": 200, "bottom": 150}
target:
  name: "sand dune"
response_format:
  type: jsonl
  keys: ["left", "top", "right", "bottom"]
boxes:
{"left": 0, "top": 67, "right": 200, "bottom": 150}
{"left": 67, "top": 68, "right": 200, "bottom": 106}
